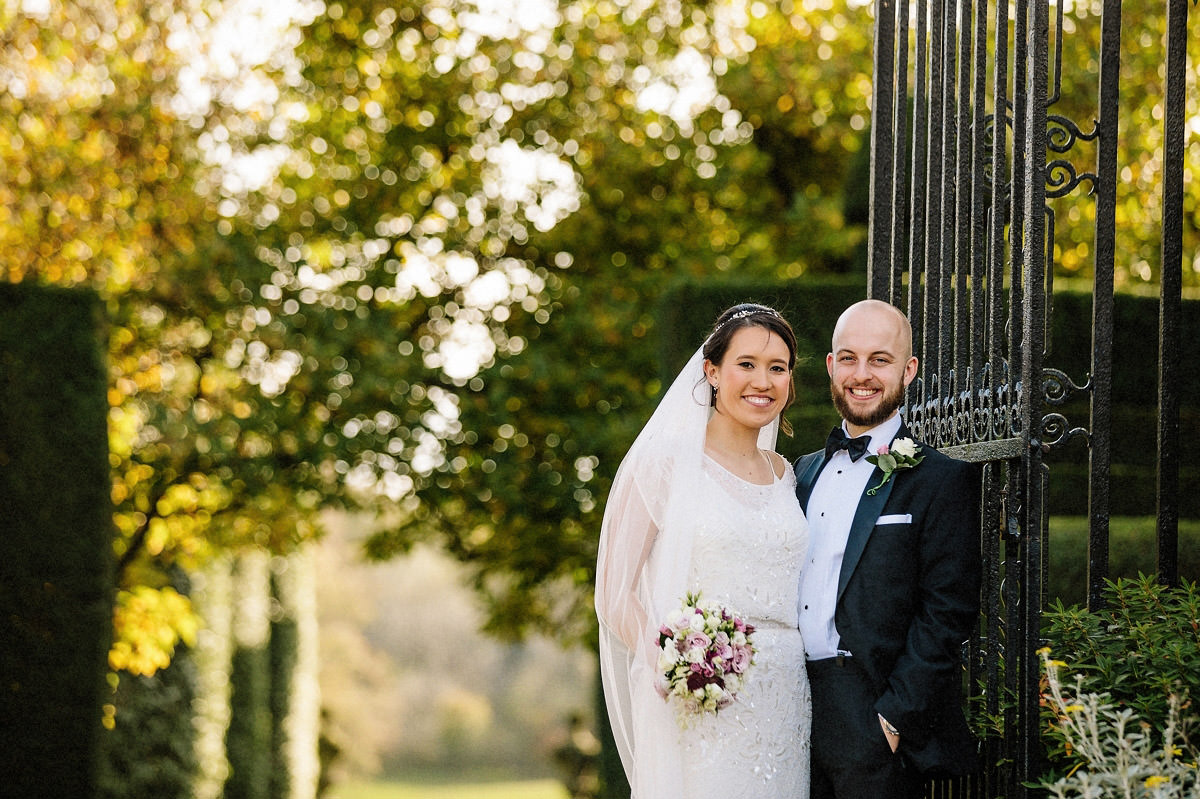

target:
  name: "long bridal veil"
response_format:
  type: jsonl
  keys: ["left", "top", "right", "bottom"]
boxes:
{"left": 594, "top": 344, "right": 778, "bottom": 797}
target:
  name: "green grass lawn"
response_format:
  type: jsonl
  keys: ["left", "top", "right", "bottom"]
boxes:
{"left": 327, "top": 779, "right": 569, "bottom": 799}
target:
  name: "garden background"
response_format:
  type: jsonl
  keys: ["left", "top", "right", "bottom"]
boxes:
{"left": 1, "top": 1, "right": 1197, "bottom": 798}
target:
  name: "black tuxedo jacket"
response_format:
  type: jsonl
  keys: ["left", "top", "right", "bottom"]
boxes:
{"left": 794, "top": 421, "right": 982, "bottom": 776}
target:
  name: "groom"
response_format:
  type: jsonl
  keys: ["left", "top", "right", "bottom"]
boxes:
{"left": 795, "top": 300, "right": 981, "bottom": 798}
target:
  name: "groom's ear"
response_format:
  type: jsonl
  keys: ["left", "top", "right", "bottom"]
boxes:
{"left": 902, "top": 356, "right": 919, "bottom": 386}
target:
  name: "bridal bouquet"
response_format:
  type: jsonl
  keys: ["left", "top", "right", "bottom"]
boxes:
{"left": 654, "top": 592, "right": 756, "bottom": 720}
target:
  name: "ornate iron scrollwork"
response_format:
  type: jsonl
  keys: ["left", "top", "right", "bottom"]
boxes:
{"left": 1046, "top": 113, "right": 1099, "bottom": 152}
{"left": 908, "top": 362, "right": 1025, "bottom": 450}
{"left": 1042, "top": 367, "right": 1090, "bottom": 406}
{"left": 1046, "top": 159, "right": 1098, "bottom": 199}
{"left": 1039, "top": 368, "right": 1091, "bottom": 450}
{"left": 1039, "top": 412, "right": 1089, "bottom": 449}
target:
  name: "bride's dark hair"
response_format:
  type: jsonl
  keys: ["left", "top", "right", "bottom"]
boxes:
{"left": 702, "top": 303, "right": 798, "bottom": 436}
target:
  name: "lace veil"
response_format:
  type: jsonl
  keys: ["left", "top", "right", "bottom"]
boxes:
{"left": 595, "top": 344, "right": 778, "bottom": 797}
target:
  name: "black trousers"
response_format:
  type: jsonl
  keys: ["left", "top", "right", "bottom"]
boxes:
{"left": 806, "top": 656, "right": 921, "bottom": 799}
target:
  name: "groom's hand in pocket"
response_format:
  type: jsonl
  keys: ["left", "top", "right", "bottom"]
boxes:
{"left": 879, "top": 715, "right": 900, "bottom": 753}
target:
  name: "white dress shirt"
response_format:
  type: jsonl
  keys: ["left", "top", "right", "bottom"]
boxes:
{"left": 798, "top": 414, "right": 903, "bottom": 660}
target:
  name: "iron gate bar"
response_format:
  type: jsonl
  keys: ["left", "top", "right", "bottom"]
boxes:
{"left": 868, "top": 0, "right": 897, "bottom": 302}
{"left": 934, "top": 0, "right": 953, "bottom": 386}
{"left": 1088, "top": 0, "right": 1121, "bottom": 611}
{"left": 1018, "top": 0, "right": 1050, "bottom": 792}
{"left": 892, "top": 0, "right": 912, "bottom": 304}
{"left": 988, "top": 0, "right": 1012, "bottom": 459}
{"left": 1157, "top": 0, "right": 1187, "bottom": 587}
{"left": 922, "top": 0, "right": 946, "bottom": 384}
{"left": 969, "top": 0, "right": 988, "bottom": 385}
{"left": 864, "top": 0, "right": 1189, "bottom": 793}
{"left": 954, "top": 0, "right": 973, "bottom": 380}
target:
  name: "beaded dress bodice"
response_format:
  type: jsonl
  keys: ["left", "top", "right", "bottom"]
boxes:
{"left": 675, "top": 455, "right": 811, "bottom": 799}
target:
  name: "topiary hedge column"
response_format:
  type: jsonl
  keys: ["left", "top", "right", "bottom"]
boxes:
{"left": 225, "top": 550, "right": 273, "bottom": 799}
{"left": 0, "top": 282, "right": 114, "bottom": 798}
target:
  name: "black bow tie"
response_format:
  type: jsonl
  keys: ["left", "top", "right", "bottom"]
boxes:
{"left": 824, "top": 427, "right": 870, "bottom": 462}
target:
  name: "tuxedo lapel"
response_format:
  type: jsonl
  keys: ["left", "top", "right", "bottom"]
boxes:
{"left": 835, "top": 422, "right": 913, "bottom": 602}
{"left": 794, "top": 451, "right": 826, "bottom": 512}
{"left": 836, "top": 471, "right": 895, "bottom": 601}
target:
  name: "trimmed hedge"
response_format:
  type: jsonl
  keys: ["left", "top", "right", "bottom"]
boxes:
{"left": 226, "top": 553, "right": 273, "bottom": 799}
{"left": 98, "top": 647, "right": 199, "bottom": 799}
{"left": 657, "top": 279, "right": 1199, "bottom": 517}
{"left": 1039, "top": 291, "right": 1200, "bottom": 516}
{"left": 1047, "top": 517, "right": 1200, "bottom": 606}
{"left": 0, "top": 282, "right": 114, "bottom": 797}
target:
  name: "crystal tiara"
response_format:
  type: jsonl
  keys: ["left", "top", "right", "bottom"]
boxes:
{"left": 713, "top": 306, "right": 782, "bottom": 332}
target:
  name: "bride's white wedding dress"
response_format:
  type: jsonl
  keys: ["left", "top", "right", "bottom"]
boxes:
{"left": 673, "top": 455, "right": 811, "bottom": 799}
{"left": 595, "top": 341, "right": 812, "bottom": 799}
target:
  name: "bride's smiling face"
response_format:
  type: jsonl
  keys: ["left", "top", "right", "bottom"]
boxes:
{"left": 705, "top": 326, "right": 793, "bottom": 431}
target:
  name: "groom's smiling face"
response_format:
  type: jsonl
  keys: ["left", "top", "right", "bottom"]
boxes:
{"left": 826, "top": 301, "right": 919, "bottom": 436}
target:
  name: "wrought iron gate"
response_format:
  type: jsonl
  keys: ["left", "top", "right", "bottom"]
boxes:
{"left": 863, "top": 0, "right": 1191, "bottom": 794}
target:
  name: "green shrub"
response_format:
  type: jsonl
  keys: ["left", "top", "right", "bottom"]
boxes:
{"left": 970, "top": 576, "right": 1200, "bottom": 780}
{"left": 1038, "top": 651, "right": 1199, "bottom": 798}
{"left": 1042, "top": 576, "right": 1200, "bottom": 726}
{"left": 1039, "top": 576, "right": 1200, "bottom": 776}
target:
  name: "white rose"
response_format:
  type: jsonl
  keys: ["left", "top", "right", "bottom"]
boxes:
{"left": 688, "top": 613, "right": 705, "bottom": 632}
{"left": 685, "top": 646, "right": 705, "bottom": 664}
{"left": 665, "top": 608, "right": 686, "bottom": 630}
{"left": 891, "top": 438, "right": 918, "bottom": 458}
{"left": 657, "top": 645, "right": 679, "bottom": 670}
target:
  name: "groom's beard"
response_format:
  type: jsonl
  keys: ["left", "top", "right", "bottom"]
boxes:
{"left": 830, "top": 379, "right": 907, "bottom": 430}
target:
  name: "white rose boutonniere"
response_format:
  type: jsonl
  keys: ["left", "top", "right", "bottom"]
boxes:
{"left": 865, "top": 437, "right": 925, "bottom": 495}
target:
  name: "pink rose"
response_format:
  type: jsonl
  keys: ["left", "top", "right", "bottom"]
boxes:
{"left": 876, "top": 444, "right": 889, "bottom": 456}
{"left": 731, "top": 646, "right": 752, "bottom": 673}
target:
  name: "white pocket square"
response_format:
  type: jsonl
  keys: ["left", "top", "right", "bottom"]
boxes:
{"left": 876, "top": 514, "right": 912, "bottom": 525}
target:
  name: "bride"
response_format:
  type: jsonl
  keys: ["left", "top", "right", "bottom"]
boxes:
{"left": 595, "top": 303, "right": 811, "bottom": 798}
